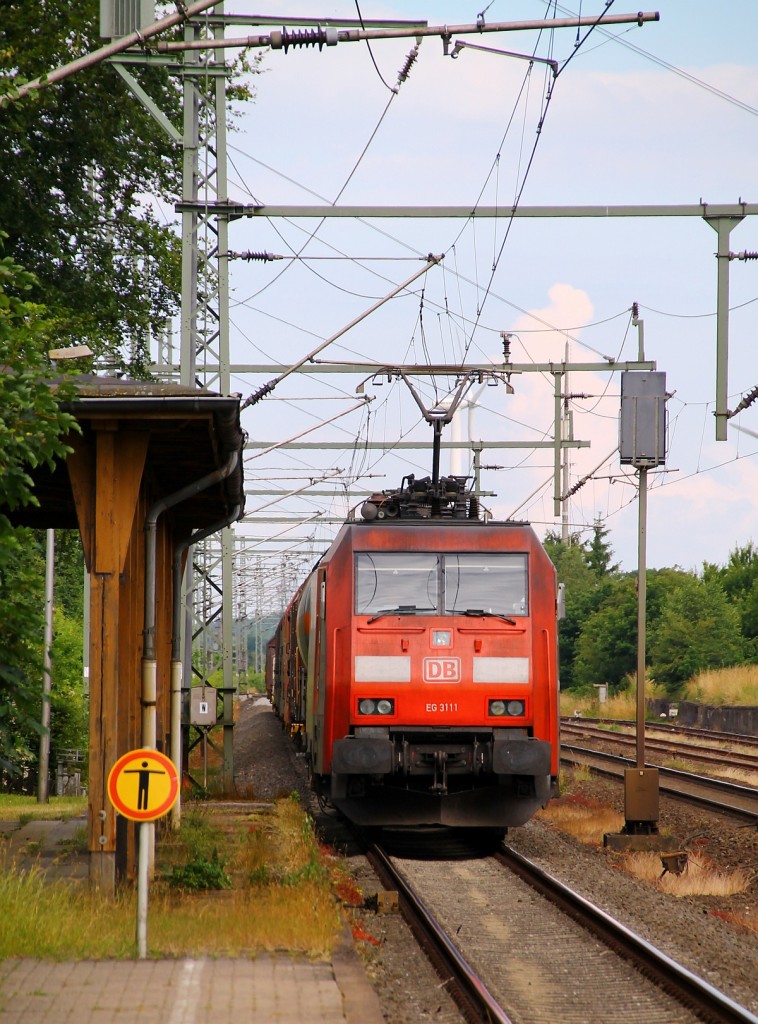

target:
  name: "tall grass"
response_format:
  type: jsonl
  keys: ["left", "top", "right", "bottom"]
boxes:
{"left": 0, "top": 795, "right": 87, "bottom": 823}
{"left": 0, "top": 795, "right": 342, "bottom": 960}
{"left": 537, "top": 794, "right": 624, "bottom": 844}
{"left": 562, "top": 664, "right": 758, "bottom": 719}
{"left": 0, "top": 865, "right": 135, "bottom": 959}
{"left": 560, "top": 689, "right": 642, "bottom": 721}
{"left": 682, "top": 665, "right": 758, "bottom": 706}
{"left": 623, "top": 851, "right": 752, "bottom": 898}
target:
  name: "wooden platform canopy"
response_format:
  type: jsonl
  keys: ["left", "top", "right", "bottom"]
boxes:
{"left": 10, "top": 376, "right": 246, "bottom": 888}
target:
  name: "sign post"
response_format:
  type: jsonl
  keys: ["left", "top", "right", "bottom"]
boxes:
{"left": 107, "top": 749, "right": 180, "bottom": 958}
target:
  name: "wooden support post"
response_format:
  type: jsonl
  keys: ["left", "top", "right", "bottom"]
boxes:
{"left": 67, "top": 426, "right": 148, "bottom": 890}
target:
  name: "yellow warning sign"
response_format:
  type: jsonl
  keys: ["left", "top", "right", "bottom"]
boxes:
{"left": 107, "top": 749, "right": 179, "bottom": 822}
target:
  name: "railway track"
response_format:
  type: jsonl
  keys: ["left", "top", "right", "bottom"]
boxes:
{"left": 366, "top": 840, "right": 758, "bottom": 1024}
{"left": 561, "top": 720, "right": 758, "bottom": 775}
{"left": 366, "top": 843, "right": 511, "bottom": 1024}
{"left": 561, "top": 744, "right": 758, "bottom": 824}
{"left": 564, "top": 718, "right": 757, "bottom": 749}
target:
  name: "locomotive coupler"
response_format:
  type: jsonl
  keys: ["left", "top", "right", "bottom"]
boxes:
{"left": 431, "top": 750, "right": 449, "bottom": 794}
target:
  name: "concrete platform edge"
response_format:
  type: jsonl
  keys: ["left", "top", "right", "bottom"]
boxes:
{"left": 332, "top": 924, "right": 385, "bottom": 1024}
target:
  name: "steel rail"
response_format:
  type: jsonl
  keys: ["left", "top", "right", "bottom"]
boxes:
{"left": 496, "top": 846, "right": 758, "bottom": 1024}
{"left": 561, "top": 746, "right": 758, "bottom": 824}
{"left": 562, "top": 718, "right": 758, "bottom": 749}
{"left": 366, "top": 843, "right": 515, "bottom": 1024}
{"left": 561, "top": 723, "right": 758, "bottom": 771}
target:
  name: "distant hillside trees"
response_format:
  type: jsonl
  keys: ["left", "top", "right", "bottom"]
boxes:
{"left": 648, "top": 575, "right": 743, "bottom": 688}
{"left": 546, "top": 529, "right": 753, "bottom": 695}
{"left": 703, "top": 542, "right": 758, "bottom": 661}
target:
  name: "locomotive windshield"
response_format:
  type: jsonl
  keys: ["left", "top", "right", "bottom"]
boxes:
{"left": 444, "top": 553, "right": 527, "bottom": 616}
{"left": 355, "top": 552, "right": 528, "bottom": 617}
{"left": 355, "top": 552, "right": 439, "bottom": 615}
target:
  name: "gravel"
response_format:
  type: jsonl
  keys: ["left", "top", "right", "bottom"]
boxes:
{"left": 234, "top": 696, "right": 758, "bottom": 1023}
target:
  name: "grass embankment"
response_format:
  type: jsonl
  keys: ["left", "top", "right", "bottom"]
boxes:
{"left": 560, "top": 664, "right": 758, "bottom": 720}
{"left": 0, "top": 794, "right": 343, "bottom": 960}
{"left": 684, "top": 665, "right": 758, "bottom": 706}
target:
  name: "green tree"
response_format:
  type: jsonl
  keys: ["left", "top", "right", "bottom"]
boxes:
{"left": 544, "top": 534, "right": 595, "bottom": 689}
{"left": 53, "top": 529, "right": 85, "bottom": 621}
{"left": 49, "top": 607, "right": 88, "bottom": 766}
{"left": 0, "top": 246, "right": 77, "bottom": 516}
{"left": 585, "top": 518, "right": 619, "bottom": 578}
{"left": 544, "top": 530, "right": 619, "bottom": 689}
{"left": 571, "top": 567, "right": 696, "bottom": 690}
{"left": 0, "top": 245, "right": 78, "bottom": 775}
{"left": 649, "top": 575, "right": 743, "bottom": 691}
{"left": 704, "top": 542, "right": 758, "bottom": 660}
{"left": 0, "top": 531, "right": 46, "bottom": 776}
{"left": 573, "top": 575, "right": 638, "bottom": 689}
{"left": 0, "top": 0, "right": 183, "bottom": 371}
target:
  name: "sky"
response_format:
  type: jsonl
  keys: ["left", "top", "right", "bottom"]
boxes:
{"left": 159, "top": 1, "right": 758, "bottom": 599}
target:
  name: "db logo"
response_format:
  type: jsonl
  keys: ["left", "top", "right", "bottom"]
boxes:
{"left": 423, "top": 657, "right": 461, "bottom": 683}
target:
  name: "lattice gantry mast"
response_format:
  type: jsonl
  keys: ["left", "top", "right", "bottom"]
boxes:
{"left": 102, "top": 0, "right": 235, "bottom": 790}
{"left": 178, "top": 6, "right": 235, "bottom": 791}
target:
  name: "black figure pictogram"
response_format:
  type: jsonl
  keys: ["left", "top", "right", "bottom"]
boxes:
{"left": 123, "top": 761, "right": 165, "bottom": 810}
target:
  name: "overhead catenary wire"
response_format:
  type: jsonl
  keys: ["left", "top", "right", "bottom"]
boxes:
{"left": 244, "top": 397, "right": 374, "bottom": 461}
{"left": 235, "top": 35, "right": 424, "bottom": 306}
{"left": 227, "top": 146, "right": 627, "bottom": 361}
{"left": 456, "top": 1, "right": 621, "bottom": 367}
{"left": 551, "top": 1, "right": 758, "bottom": 118}
{"left": 217, "top": 8, "right": 750, "bottom": 569}
{"left": 240, "top": 255, "right": 443, "bottom": 409}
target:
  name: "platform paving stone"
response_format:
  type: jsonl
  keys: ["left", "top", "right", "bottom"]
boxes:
{"left": 0, "top": 952, "right": 384, "bottom": 1024}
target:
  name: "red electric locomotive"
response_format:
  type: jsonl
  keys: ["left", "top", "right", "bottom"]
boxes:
{"left": 268, "top": 472, "right": 561, "bottom": 833}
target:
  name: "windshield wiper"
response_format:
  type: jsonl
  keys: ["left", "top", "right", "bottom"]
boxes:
{"left": 366, "top": 605, "right": 433, "bottom": 624}
{"left": 460, "top": 608, "right": 517, "bottom": 625}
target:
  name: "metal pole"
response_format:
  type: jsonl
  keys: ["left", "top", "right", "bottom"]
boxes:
{"left": 561, "top": 344, "right": 571, "bottom": 543}
{"left": 705, "top": 216, "right": 744, "bottom": 441}
{"left": 636, "top": 467, "right": 648, "bottom": 768}
{"left": 473, "top": 446, "right": 482, "bottom": 495}
{"left": 180, "top": 22, "right": 200, "bottom": 388}
{"left": 553, "top": 371, "right": 563, "bottom": 516}
{"left": 153, "top": 11, "right": 660, "bottom": 52}
{"left": 222, "top": 530, "right": 235, "bottom": 791}
{"left": 136, "top": 821, "right": 151, "bottom": 958}
{"left": 37, "top": 529, "right": 55, "bottom": 803}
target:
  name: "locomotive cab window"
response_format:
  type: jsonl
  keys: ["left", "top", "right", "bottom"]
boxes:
{"left": 355, "top": 552, "right": 440, "bottom": 615}
{"left": 445, "top": 553, "right": 528, "bottom": 616}
{"left": 355, "top": 551, "right": 528, "bottom": 617}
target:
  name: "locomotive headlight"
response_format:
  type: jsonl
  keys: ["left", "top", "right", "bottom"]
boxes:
{"left": 432, "top": 630, "right": 451, "bottom": 647}
{"left": 358, "top": 698, "right": 395, "bottom": 715}
{"left": 489, "top": 699, "right": 525, "bottom": 717}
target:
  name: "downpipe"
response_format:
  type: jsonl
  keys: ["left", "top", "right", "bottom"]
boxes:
{"left": 142, "top": 450, "right": 240, "bottom": 856}
{"left": 143, "top": 450, "right": 239, "bottom": 745}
